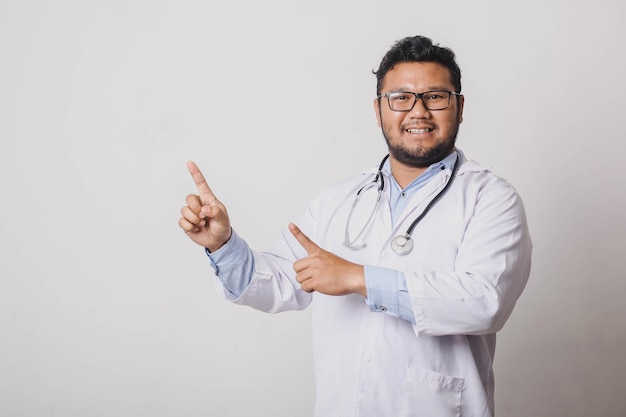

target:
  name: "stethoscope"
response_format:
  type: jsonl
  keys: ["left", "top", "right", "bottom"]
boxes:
{"left": 343, "top": 152, "right": 461, "bottom": 255}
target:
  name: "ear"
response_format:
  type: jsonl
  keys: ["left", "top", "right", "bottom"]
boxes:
{"left": 374, "top": 97, "right": 382, "bottom": 127}
{"left": 457, "top": 94, "right": 465, "bottom": 123}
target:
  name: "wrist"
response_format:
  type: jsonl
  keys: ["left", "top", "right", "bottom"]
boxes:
{"left": 352, "top": 265, "right": 367, "bottom": 297}
{"left": 206, "top": 228, "right": 233, "bottom": 253}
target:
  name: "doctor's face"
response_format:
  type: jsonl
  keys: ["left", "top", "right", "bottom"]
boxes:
{"left": 374, "top": 61, "right": 464, "bottom": 168}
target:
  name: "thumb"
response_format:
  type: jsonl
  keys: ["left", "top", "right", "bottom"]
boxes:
{"left": 289, "top": 223, "right": 320, "bottom": 255}
{"left": 201, "top": 204, "right": 228, "bottom": 224}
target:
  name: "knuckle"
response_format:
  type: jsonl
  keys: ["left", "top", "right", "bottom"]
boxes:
{"left": 181, "top": 206, "right": 197, "bottom": 222}
{"left": 186, "top": 194, "right": 200, "bottom": 205}
{"left": 178, "top": 218, "right": 191, "bottom": 230}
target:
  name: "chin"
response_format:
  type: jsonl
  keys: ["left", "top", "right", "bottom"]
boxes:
{"left": 391, "top": 142, "right": 455, "bottom": 168}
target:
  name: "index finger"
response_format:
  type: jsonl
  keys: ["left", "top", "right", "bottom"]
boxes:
{"left": 187, "top": 161, "right": 215, "bottom": 197}
{"left": 289, "top": 223, "right": 320, "bottom": 255}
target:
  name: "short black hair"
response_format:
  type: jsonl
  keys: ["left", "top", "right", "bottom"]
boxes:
{"left": 373, "top": 35, "right": 462, "bottom": 96}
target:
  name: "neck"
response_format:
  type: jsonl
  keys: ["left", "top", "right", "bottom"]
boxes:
{"left": 388, "top": 149, "right": 458, "bottom": 189}
{"left": 389, "top": 158, "right": 428, "bottom": 189}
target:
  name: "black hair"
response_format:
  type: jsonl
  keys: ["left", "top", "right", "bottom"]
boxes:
{"left": 373, "top": 35, "right": 462, "bottom": 96}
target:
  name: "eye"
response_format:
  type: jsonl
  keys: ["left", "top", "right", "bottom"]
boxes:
{"left": 426, "top": 93, "right": 445, "bottom": 100}
{"left": 389, "top": 93, "right": 411, "bottom": 101}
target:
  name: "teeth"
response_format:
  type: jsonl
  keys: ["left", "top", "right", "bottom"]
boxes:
{"left": 407, "top": 128, "right": 431, "bottom": 133}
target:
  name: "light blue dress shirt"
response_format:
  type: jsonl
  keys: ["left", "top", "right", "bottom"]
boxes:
{"left": 207, "top": 151, "right": 459, "bottom": 324}
{"left": 364, "top": 151, "right": 457, "bottom": 323}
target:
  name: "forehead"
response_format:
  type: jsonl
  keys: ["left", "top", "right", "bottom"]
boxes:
{"left": 381, "top": 61, "right": 454, "bottom": 91}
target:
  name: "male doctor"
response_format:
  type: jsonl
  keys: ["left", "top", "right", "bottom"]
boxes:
{"left": 179, "top": 35, "right": 532, "bottom": 417}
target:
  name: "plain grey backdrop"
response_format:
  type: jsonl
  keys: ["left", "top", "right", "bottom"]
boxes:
{"left": 1, "top": 0, "right": 625, "bottom": 416}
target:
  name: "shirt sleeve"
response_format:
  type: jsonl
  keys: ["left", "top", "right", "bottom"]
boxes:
{"left": 205, "top": 229, "right": 255, "bottom": 297}
{"left": 364, "top": 265, "right": 416, "bottom": 324}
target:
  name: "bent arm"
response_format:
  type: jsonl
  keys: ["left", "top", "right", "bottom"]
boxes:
{"left": 209, "top": 229, "right": 313, "bottom": 313}
{"left": 406, "top": 182, "right": 532, "bottom": 336}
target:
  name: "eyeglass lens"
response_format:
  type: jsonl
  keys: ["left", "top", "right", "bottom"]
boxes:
{"left": 387, "top": 91, "right": 452, "bottom": 111}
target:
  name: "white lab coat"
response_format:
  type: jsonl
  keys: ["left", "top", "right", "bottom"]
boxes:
{"left": 216, "top": 154, "right": 532, "bottom": 417}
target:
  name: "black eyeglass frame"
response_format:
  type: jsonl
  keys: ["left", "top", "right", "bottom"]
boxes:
{"left": 377, "top": 90, "right": 462, "bottom": 112}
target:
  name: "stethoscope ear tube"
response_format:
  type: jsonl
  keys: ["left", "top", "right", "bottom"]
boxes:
{"left": 343, "top": 180, "right": 384, "bottom": 248}
{"left": 401, "top": 154, "right": 461, "bottom": 241}
{"left": 343, "top": 156, "right": 388, "bottom": 248}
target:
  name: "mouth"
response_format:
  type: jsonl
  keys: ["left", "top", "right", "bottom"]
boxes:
{"left": 405, "top": 127, "right": 434, "bottom": 134}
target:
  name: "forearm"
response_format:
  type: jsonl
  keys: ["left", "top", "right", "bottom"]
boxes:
{"left": 206, "top": 229, "right": 255, "bottom": 297}
{"left": 208, "top": 227, "right": 313, "bottom": 312}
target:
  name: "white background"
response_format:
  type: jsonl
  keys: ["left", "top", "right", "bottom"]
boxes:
{"left": 1, "top": 0, "right": 625, "bottom": 416}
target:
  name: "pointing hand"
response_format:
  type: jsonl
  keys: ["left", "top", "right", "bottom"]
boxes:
{"left": 179, "top": 161, "right": 232, "bottom": 251}
{"left": 289, "top": 223, "right": 366, "bottom": 297}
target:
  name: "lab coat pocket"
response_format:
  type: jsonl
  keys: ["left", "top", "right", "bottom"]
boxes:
{"left": 399, "top": 365, "right": 464, "bottom": 417}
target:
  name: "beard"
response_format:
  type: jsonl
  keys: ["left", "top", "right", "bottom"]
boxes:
{"left": 381, "top": 117, "right": 461, "bottom": 169}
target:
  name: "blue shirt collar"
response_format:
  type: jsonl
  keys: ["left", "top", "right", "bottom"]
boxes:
{"left": 382, "top": 149, "right": 459, "bottom": 192}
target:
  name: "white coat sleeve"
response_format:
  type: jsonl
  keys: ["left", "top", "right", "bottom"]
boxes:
{"left": 215, "top": 226, "right": 313, "bottom": 314}
{"left": 406, "top": 175, "right": 532, "bottom": 337}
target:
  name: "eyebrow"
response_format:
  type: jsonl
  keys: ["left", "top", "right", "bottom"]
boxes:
{"left": 386, "top": 86, "right": 452, "bottom": 93}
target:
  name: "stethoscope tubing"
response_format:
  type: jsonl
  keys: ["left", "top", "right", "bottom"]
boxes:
{"left": 403, "top": 153, "right": 461, "bottom": 237}
{"left": 343, "top": 152, "right": 461, "bottom": 255}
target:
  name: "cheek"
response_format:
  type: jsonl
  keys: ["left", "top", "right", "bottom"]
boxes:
{"left": 381, "top": 112, "right": 404, "bottom": 130}
{"left": 438, "top": 114, "right": 459, "bottom": 131}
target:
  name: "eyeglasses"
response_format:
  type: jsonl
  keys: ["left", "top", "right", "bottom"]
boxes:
{"left": 378, "top": 90, "right": 461, "bottom": 112}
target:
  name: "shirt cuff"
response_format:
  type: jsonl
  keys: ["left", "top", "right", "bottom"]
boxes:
{"left": 204, "top": 229, "right": 255, "bottom": 297}
{"left": 364, "top": 265, "right": 415, "bottom": 324}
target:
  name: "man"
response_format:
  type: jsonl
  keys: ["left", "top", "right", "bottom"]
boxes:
{"left": 179, "top": 35, "right": 532, "bottom": 417}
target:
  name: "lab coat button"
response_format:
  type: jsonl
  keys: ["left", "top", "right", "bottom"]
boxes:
{"left": 380, "top": 306, "right": 387, "bottom": 312}
{"left": 364, "top": 354, "right": 372, "bottom": 362}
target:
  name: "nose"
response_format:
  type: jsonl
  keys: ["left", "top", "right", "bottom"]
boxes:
{"left": 408, "top": 96, "right": 430, "bottom": 117}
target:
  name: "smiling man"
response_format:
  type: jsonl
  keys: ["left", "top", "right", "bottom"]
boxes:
{"left": 375, "top": 61, "right": 463, "bottom": 184}
{"left": 180, "top": 35, "right": 532, "bottom": 417}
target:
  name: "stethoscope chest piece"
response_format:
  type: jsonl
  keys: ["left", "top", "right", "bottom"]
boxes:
{"left": 391, "top": 234, "right": 414, "bottom": 255}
